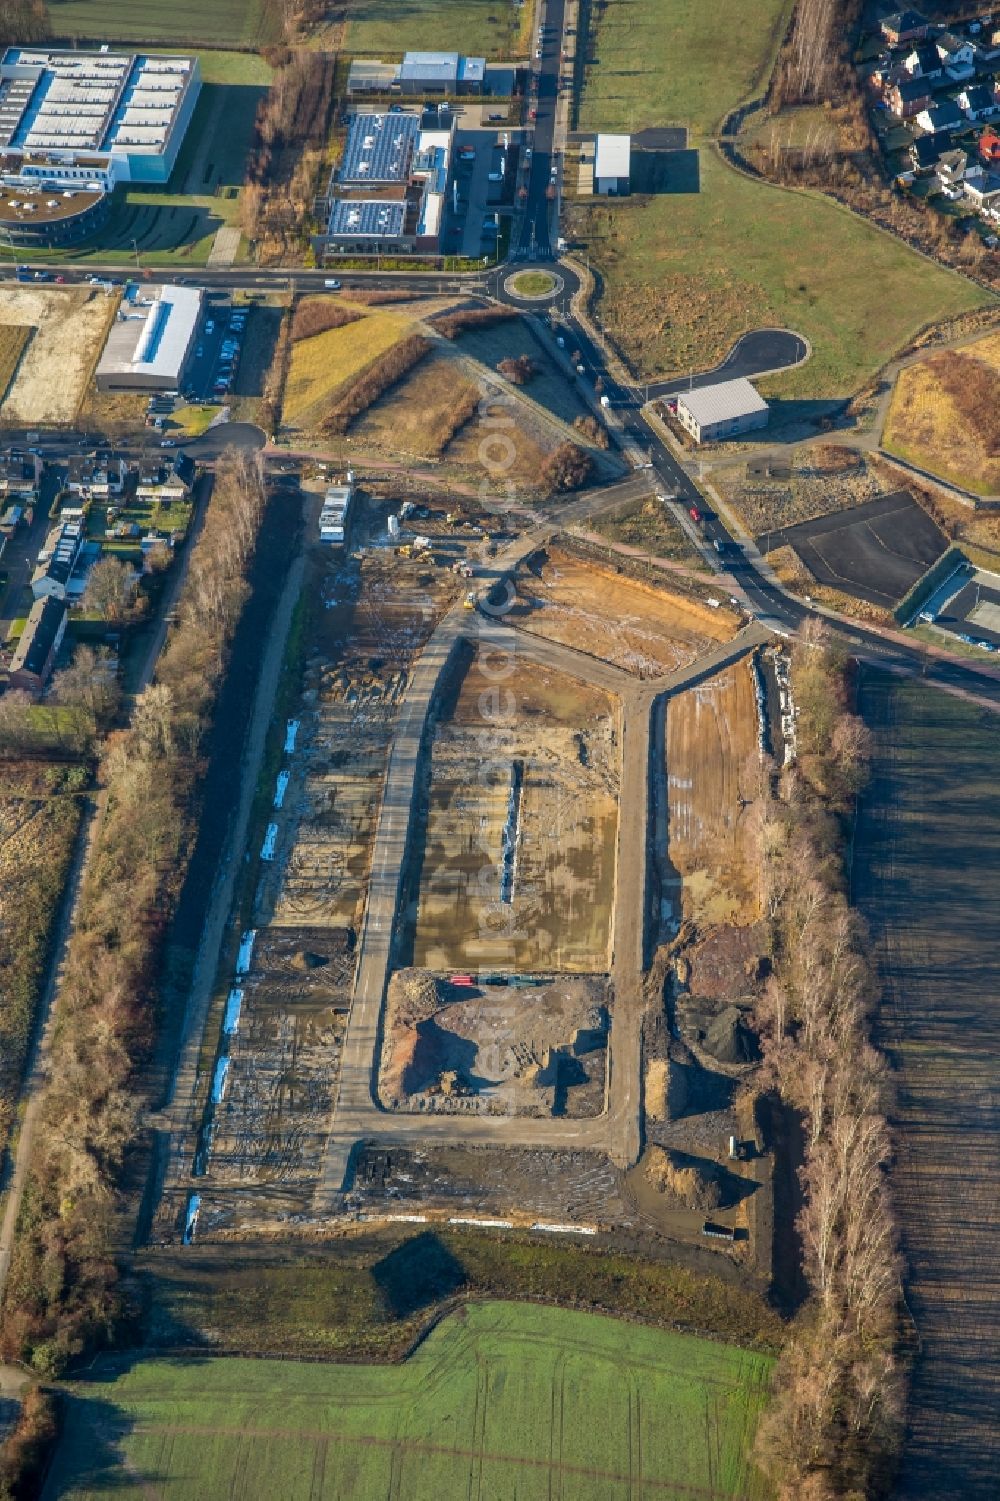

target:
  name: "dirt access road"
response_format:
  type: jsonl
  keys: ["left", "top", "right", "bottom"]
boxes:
{"left": 315, "top": 522, "right": 768, "bottom": 1209}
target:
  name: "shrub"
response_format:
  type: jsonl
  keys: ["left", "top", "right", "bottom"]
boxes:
{"left": 291, "top": 299, "right": 363, "bottom": 342}
{"left": 541, "top": 441, "right": 594, "bottom": 493}
{"left": 433, "top": 307, "right": 519, "bottom": 340}
{"left": 497, "top": 355, "right": 536, "bottom": 385}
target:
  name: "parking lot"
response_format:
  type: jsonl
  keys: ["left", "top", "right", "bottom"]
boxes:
{"left": 926, "top": 569, "right": 1000, "bottom": 654}
{"left": 448, "top": 123, "right": 523, "bottom": 259}
{"left": 759, "top": 491, "right": 948, "bottom": 609}
{"left": 183, "top": 294, "right": 248, "bottom": 403}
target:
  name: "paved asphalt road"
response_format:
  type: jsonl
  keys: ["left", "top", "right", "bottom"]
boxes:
{"left": 647, "top": 328, "right": 810, "bottom": 397}
{"left": 511, "top": 0, "right": 566, "bottom": 260}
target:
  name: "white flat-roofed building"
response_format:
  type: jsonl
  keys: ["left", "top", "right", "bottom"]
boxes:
{"left": 594, "top": 133, "right": 631, "bottom": 195}
{"left": 95, "top": 283, "right": 203, "bottom": 391}
{"left": 676, "top": 378, "right": 769, "bottom": 444}
{"left": 0, "top": 46, "right": 199, "bottom": 189}
{"left": 348, "top": 51, "right": 486, "bottom": 97}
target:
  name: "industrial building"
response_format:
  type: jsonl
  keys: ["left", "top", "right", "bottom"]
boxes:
{"left": 95, "top": 283, "right": 203, "bottom": 392}
{"left": 675, "top": 379, "right": 770, "bottom": 444}
{"left": 320, "top": 109, "right": 453, "bottom": 255}
{"left": 347, "top": 50, "right": 487, "bottom": 97}
{"left": 594, "top": 134, "right": 631, "bottom": 195}
{"left": 7, "top": 594, "right": 66, "bottom": 694}
{"left": 0, "top": 47, "right": 200, "bottom": 190}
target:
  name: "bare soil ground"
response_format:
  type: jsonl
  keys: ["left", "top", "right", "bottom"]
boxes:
{"left": 0, "top": 285, "right": 115, "bottom": 425}
{"left": 883, "top": 332, "right": 1000, "bottom": 496}
{"left": 510, "top": 545, "right": 738, "bottom": 678}
{"left": 268, "top": 530, "right": 463, "bottom": 935}
{"left": 855, "top": 674, "right": 1000, "bottom": 1500}
{"left": 666, "top": 657, "right": 764, "bottom": 927}
{"left": 592, "top": 495, "right": 708, "bottom": 570}
{"left": 443, "top": 396, "right": 555, "bottom": 494}
{"left": 713, "top": 444, "right": 888, "bottom": 537}
{"left": 352, "top": 1143, "right": 630, "bottom": 1225}
{"left": 172, "top": 502, "right": 470, "bottom": 1225}
{"left": 206, "top": 927, "right": 353, "bottom": 1186}
{"left": 409, "top": 645, "right": 619, "bottom": 973}
{"left": 351, "top": 350, "right": 481, "bottom": 458}
{"left": 379, "top": 970, "right": 609, "bottom": 1117}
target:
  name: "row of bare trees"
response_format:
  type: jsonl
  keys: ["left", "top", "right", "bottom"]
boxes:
{"left": 753, "top": 624, "right": 903, "bottom": 1499}
{"left": 241, "top": 50, "right": 336, "bottom": 263}
{"left": 0, "top": 453, "right": 268, "bottom": 1381}
{"left": 0, "top": 0, "right": 49, "bottom": 49}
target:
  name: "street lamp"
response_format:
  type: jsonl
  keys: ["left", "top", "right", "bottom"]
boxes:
{"left": 131, "top": 238, "right": 140, "bottom": 275}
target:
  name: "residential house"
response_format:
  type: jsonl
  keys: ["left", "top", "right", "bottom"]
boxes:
{"left": 916, "top": 99, "right": 965, "bottom": 134}
{"left": 66, "top": 452, "right": 128, "bottom": 499}
{"left": 889, "top": 75, "right": 933, "bottom": 117}
{"left": 910, "top": 130, "right": 953, "bottom": 171}
{"left": 7, "top": 595, "right": 66, "bottom": 695}
{"left": 30, "top": 519, "right": 83, "bottom": 601}
{"left": 958, "top": 84, "right": 996, "bottom": 122}
{"left": 135, "top": 453, "right": 195, "bottom": 504}
{"left": 936, "top": 148, "right": 968, "bottom": 187}
{"left": 0, "top": 451, "right": 41, "bottom": 500}
{"left": 936, "top": 32, "right": 976, "bottom": 80}
{"left": 978, "top": 128, "right": 1000, "bottom": 164}
{"left": 963, "top": 168, "right": 1000, "bottom": 208}
{"left": 881, "top": 10, "right": 929, "bottom": 45}
{"left": 903, "top": 41, "right": 942, "bottom": 79}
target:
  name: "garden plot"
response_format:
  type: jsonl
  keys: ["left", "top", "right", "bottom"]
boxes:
{"left": 666, "top": 656, "right": 763, "bottom": 927}
{"left": 409, "top": 647, "right": 619, "bottom": 973}
{"left": 0, "top": 285, "right": 116, "bottom": 425}
{"left": 380, "top": 971, "right": 610, "bottom": 1117}
{"left": 204, "top": 928, "right": 353, "bottom": 1186}
{"left": 511, "top": 545, "right": 738, "bottom": 677}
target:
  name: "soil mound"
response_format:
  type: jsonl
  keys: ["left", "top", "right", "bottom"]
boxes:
{"left": 644, "top": 1147, "right": 723, "bottom": 1212}
{"left": 703, "top": 1005, "right": 759, "bottom": 1066}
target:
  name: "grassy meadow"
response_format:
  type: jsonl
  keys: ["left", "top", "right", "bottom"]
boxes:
{"left": 47, "top": 0, "right": 278, "bottom": 48}
{"left": 46, "top": 1302, "right": 774, "bottom": 1500}
{"left": 579, "top": 0, "right": 793, "bottom": 136}
{"left": 576, "top": 0, "right": 990, "bottom": 394}
{"left": 282, "top": 306, "right": 417, "bottom": 428}
{"left": 340, "top": 0, "right": 524, "bottom": 59}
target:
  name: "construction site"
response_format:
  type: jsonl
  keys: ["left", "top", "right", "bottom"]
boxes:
{"left": 155, "top": 473, "right": 778, "bottom": 1261}
{"left": 405, "top": 642, "right": 620, "bottom": 974}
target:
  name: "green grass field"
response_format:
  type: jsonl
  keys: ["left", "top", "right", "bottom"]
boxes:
{"left": 580, "top": 0, "right": 793, "bottom": 136}
{"left": 46, "top": 1303, "right": 774, "bottom": 1500}
{"left": 342, "top": 0, "right": 525, "bottom": 59}
{"left": 580, "top": 149, "right": 987, "bottom": 395}
{"left": 47, "top": 0, "right": 279, "bottom": 49}
{"left": 576, "top": 0, "right": 992, "bottom": 394}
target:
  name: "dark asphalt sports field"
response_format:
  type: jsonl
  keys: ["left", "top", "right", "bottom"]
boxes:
{"left": 757, "top": 491, "right": 948, "bottom": 608}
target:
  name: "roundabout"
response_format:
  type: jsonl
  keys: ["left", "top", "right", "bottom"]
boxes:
{"left": 504, "top": 268, "right": 563, "bottom": 303}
